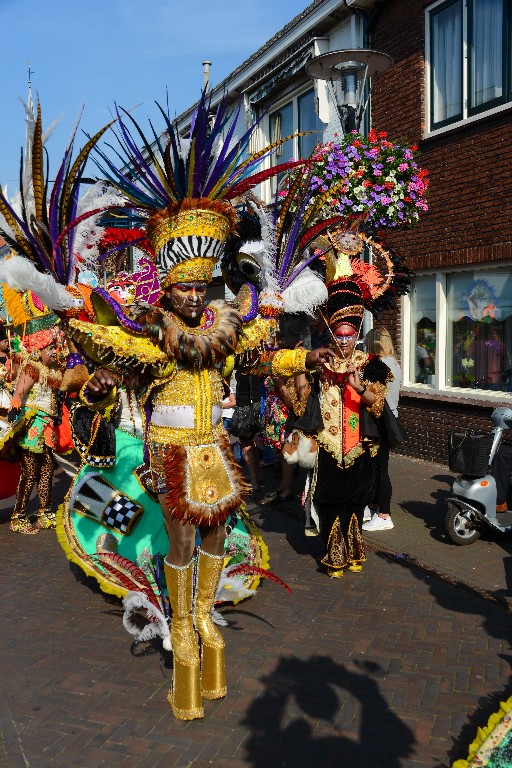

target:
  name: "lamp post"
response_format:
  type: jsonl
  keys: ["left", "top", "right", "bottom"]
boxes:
{"left": 306, "top": 48, "right": 393, "bottom": 135}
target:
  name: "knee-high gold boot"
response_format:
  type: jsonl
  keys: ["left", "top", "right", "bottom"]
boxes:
{"left": 164, "top": 559, "right": 204, "bottom": 720}
{"left": 194, "top": 549, "right": 227, "bottom": 700}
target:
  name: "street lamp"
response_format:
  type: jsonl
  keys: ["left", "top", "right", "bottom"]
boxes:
{"left": 306, "top": 48, "right": 393, "bottom": 135}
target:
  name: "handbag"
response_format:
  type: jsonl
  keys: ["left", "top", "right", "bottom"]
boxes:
{"left": 230, "top": 401, "right": 262, "bottom": 439}
{"left": 292, "top": 385, "right": 324, "bottom": 434}
{"left": 361, "top": 400, "right": 406, "bottom": 449}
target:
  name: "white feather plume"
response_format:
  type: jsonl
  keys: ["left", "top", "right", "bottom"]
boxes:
{"left": 122, "top": 591, "right": 171, "bottom": 650}
{"left": 215, "top": 564, "right": 256, "bottom": 604}
{"left": 281, "top": 267, "right": 328, "bottom": 315}
{"left": 249, "top": 202, "right": 279, "bottom": 292}
{"left": 0, "top": 256, "right": 82, "bottom": 310}
{"left": 73, "top": 182, "right": 134, "bottom": 278}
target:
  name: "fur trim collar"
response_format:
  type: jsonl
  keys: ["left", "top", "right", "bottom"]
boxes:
{"left": 155, "top": 300, "right": 242, "bottom": 369}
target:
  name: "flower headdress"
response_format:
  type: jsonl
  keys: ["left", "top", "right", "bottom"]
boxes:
{"left": 91, "top": 90, "right": 305, "bottom": 289}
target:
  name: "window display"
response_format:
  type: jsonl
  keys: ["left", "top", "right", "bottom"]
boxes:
{"left": 447, "top": 270, "right": 512, "bottom": 391}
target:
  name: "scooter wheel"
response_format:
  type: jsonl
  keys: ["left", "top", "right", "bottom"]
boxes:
{"left": 445, "top": 504, "right": 481, "bottom": 545}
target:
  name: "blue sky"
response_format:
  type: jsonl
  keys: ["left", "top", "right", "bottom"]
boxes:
{"left": 0, "top": 0, "right": 308, "bottom": 190}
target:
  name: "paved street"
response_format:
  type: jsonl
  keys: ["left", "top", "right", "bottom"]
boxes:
{"left": 2, "top": 455, "right": 512, "bottom": 768}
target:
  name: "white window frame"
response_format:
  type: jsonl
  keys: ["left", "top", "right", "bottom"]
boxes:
{"left": 401, "top": 261, "right": 512, "bottom": 402}
{"left": 424, "top": 0, "right": 512, "bottom": 138}
{"left": 258, "top": 84, "right": 322, "bottom": 203}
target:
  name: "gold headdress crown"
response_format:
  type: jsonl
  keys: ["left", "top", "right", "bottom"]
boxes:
{"left": 146, "top": 199, "right": 238, "bottom": 288}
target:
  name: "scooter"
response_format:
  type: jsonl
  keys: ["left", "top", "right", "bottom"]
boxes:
{"left": 444, "top": 406, "right": 512, "bottom": 545}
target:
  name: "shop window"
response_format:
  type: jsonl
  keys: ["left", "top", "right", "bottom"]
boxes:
{"left": 426, "top": 0, "right": 512, "bottom": 131}
{"left": 410, "top": 275, "right": 437, "bottom": 386}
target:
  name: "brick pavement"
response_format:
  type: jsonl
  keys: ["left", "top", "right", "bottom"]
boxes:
{"left": 1, "top": 458, "right": 512, "bottom": 768}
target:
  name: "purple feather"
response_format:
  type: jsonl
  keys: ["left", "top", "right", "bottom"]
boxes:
{"left": 114, "top": 106, "right": 168, "bottom": 201}
{"left": 278, "top": 192, "right": 311, "bottom": 283}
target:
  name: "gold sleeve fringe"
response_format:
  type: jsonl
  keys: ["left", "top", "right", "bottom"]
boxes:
{"left": 365, "top": 380, "right": 387, "bottom": 418}
{"left": 271, "top": 349, "right": 308, "bottom": 378}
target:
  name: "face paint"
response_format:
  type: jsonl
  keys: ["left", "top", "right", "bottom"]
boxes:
{"left": 167, "top": 282, "right": 208, "bottom": 322}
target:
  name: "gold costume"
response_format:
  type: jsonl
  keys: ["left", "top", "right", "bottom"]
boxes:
{"left": 75, "top": 300, "right": 247, "bottom": 529}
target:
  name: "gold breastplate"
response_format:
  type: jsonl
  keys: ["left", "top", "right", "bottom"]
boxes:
{"left": 148, "top": 367, "right": 225, "bottom": 446}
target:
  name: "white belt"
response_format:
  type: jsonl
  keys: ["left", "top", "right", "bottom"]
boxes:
{"left": 151, "top": 404, "right": 222, "bottom": 428}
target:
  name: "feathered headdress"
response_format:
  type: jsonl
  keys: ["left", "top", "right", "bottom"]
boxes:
{"left": 225, "top": 164, "right": 347, "bottom": 317}
{"left": 0, "top": 101, "right": 115, "bottom": 308}
{"left": 91, "top": 90, "right": 305, "bottom": 289}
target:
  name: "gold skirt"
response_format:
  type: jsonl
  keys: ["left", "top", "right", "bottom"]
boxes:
{"left": 149, "top": 433, "right": 248, "bottom": 527}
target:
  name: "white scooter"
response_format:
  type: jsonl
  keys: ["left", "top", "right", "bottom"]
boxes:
{"left": 444, "top": 406, "right": 512, "bottom": 545}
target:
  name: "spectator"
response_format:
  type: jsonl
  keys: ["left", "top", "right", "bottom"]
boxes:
{"left": 222, "top": 382, "right": 236, "bottom": 432}
{"left": 260, "top": 373, "right": 294, "bottom": 504}
{"left": 416, "top": 343, "right": 433, "bottom": 383}
{"left": 493, "top": 438, "right": 512, "bottom": 513}
{"left": 362, "top": 326, "right": 400, "bottom": 531}
{"left": 231, "top": 371, "right": 264, "bottom": 497}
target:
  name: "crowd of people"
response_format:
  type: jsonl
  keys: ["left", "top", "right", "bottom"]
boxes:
{"left": 0, "top": 90, "right": 422, "bottom": 723}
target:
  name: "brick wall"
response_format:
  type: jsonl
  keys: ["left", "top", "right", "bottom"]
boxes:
{"left": 370, "top": 0, "right": 512, "bottom": 271}
{"left": 397, "top": 395, "right": 496, "bottom": 465}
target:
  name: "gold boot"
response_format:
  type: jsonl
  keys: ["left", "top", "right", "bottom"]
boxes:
{"left": 164, "top": 559, "right": 204, "bottom": 721}
{"left": 194, "top": 549, "right": 227, "bottom": 700}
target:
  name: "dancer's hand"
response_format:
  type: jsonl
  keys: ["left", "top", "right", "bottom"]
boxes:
{"left": 86, "top": 369, "right": 116, "bottom": 396}
{"left": 7, "top": 406, "right": 21, "bottom": 423}
{"left": 7, "top": 395, "right": 23, "bottom": 423}
{"left": 305, "top": 347, "right": 335, "bottom": 368}
{"left": 347, "top": 365, "right": 363, "bottom": 392}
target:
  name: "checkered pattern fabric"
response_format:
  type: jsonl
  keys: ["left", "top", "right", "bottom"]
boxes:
{"left": 86, "top": 454, "right": 115, "bottom": 468}
{"left": 103, "top": 494, "right": 142, "bottom": 535}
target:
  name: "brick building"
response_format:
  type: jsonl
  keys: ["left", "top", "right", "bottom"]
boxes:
{"left": 176, "top": 0, "right": 512, "bottom": 462}
{"left": 370, "top": 0, "right": 512, "bottom": 461}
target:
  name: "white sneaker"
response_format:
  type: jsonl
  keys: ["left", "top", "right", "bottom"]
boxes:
{"left": 363, "top": 506, "right": 372, "bottom": 522}
{"left": 362, "top": 514, "right": 394, "bottom": 531}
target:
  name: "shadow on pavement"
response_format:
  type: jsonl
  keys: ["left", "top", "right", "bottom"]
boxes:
{"left": 375, "top": 552, "right": 512, "bottom": 767}
{"left": 242, "top": 654, "right": 414, "bottom": 768}
{"left": 399, "top": 473, "right": 462, "bottom": 544}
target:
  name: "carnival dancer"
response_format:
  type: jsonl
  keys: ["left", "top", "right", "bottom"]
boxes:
{"left": 79, "top": 236, "right": 331, "bottom": 721}
{"left": 64, "top": 92, "right": 334, "bottom": 721}
{"left": 307, "top": 229, "right": 410, "bottom": 577}
{"left": 0, "top": 287, "right": 66, "bottom": 533}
